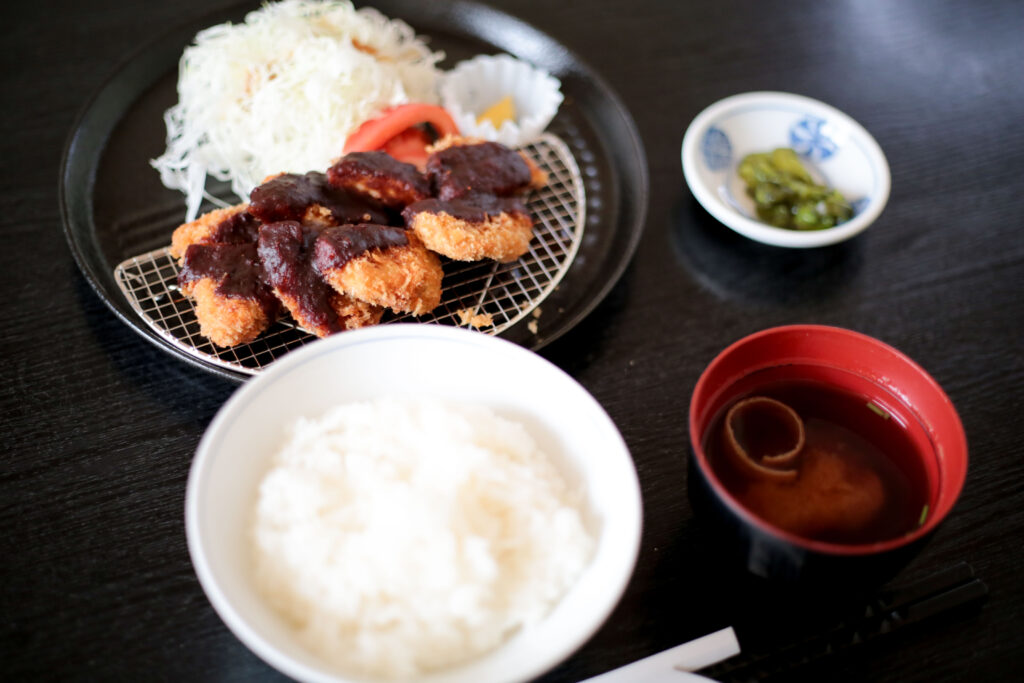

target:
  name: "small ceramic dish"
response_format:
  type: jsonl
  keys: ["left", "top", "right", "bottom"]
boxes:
{"left": 185, "top": 324, "right": 642, "bottom": 683}
{"left": 681, "top": 92, "right": 890, "bottom": 248}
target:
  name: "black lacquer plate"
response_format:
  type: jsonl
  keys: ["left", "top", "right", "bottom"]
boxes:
{"left": 60, "top": 0, "right": 648, "bottom": 382}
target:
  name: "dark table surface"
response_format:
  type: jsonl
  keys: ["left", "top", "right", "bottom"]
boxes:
{"left": 3, "top": 0, "right": 1022, "bottom": 680}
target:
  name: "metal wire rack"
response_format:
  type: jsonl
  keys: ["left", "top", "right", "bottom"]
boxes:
{"left": 114, "top": 133, "right": 586, "bottom": 375}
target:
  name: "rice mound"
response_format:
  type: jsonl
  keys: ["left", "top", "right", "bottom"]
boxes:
{"left": 252, "top": 398, "right": 594, "bottom": 679}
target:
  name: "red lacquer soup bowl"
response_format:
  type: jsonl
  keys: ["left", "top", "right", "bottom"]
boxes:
{"left": 688, "top": 325, "right": 968, "bottom": 586}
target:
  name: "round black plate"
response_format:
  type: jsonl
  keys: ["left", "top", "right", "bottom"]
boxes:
{"left": 60, "top": 0, "right": 648, "bottom": 382}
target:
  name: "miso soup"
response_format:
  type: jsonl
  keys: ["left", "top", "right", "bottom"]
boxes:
{"left": 703, "top": 378, "right": 931, "bottom": 545}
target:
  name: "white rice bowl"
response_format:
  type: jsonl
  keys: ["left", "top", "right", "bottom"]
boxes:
{"left": 186, "top": 325, "right": 643, "bottom": 683}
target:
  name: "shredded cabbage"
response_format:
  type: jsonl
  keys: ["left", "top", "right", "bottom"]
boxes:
{"left": 151, "top": 0, "right": 443, "bottom": 221}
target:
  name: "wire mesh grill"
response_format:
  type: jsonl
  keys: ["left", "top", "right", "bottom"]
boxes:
{"left": 114, "top": 133, "right": 586, "bottom": 375}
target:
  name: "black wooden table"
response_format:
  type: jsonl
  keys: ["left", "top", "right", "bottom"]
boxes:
{"left": 3, "top": 0, "right": 1022, "bottom": 680}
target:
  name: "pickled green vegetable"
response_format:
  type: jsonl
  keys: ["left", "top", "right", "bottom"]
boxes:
{"left": 737, "top": 148, "right": 852, "bottom": 231}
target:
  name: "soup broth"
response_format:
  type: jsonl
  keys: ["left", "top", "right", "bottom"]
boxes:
{"left": 704, "top": 378, "right": 931, "bottom": 545}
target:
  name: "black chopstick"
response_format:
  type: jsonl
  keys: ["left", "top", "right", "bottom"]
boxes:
{"left": 700, "top": 562, "right": 988, "bottom": 681}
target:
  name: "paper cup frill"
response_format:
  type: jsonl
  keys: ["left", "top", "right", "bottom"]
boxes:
{"left": 440, "top": 54, "right": 563, "bottom": 146}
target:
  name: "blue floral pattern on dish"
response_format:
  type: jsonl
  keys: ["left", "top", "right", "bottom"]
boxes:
{"left": 789, "top": 116, "right": 837, "bottom": 162}
{"left": 850, "top": 197, "right": 869, "bottom": 216}
{"left": 702, "top": 126, "right": 732, "bottom": 171}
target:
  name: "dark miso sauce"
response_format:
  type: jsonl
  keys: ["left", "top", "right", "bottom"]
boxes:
{"left": 249, "top": 171, "right": 396, "bottom": 226}
{"left": 327, "top": 151, "right": 431, "bottom": 206}
{"left": 704, "top": 379, "right": 930, "bottom": 545}
{"left": 177, "top": 242, "right": 278, "bottom": 317}
{"left": 426, "top": 142, "right": 532, "bottom": 200}
{"left": 402, "top": 195, "right": 528, "bottom": 224}
{"left": 313, "top": 224, "right": 408, "bottom": 273}
{"left": 257, "top": 221, "right": 341, "bottom": 336}
{"left": 210, "top": 209, "right": 261, "bottom": 244}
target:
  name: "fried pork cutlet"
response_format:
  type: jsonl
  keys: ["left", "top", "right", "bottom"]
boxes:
{"left": 403, "top": 195, "right": 534, "bottom": 263}
{"left": 404, "top": 137, "right": 546, "bottom": 262}
{"left": 170, "top": 204, "right": 260, "bottom": 259}
{"left": 167, "top": 133, "right": 553, "bottom": 346}
{"left": 330, "top": 291, "right": 386, "bottom": 329}
{"left": 249, "top": 171, "right": 396, "bottom": 226}
{"left": 426, "top": 136, "right": 547, "bottom": 197}
{"left": 314, "top": 224, "right": 443, "bottom": 316}
{"left": 327, "top": 151, "right": 431, "bottom": 208}
{"left": 177, "top": 242, "right": 278, "bottom": 347}
{"left": 257, "top": 221, "right": 383, "bottom": 337}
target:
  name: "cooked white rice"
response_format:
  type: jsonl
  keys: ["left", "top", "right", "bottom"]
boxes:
{"left": 251, "top": 398, "right": 594, "bottom": 679}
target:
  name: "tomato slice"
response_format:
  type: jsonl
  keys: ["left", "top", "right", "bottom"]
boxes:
{"left": 343, "top": 103, "right": 459, "bottom": 165}
{"left": 381, "top": 128, "right": 433, "bottom": 169}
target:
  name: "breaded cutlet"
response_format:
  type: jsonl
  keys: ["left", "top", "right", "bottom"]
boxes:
{"left": 257, "top": 220, "right": 384, "bottom": 337}
{"left": 274, "top": 288, "right": 384, "bottom": 337}
{"left": 170, "top": 204, "right": 256, "bottom": 259}
{"left": 177, "top": 242, "right": 278, "bottom": 347}
{"left": 249, "top": 171, "right": 394, "bottom": 226}
{"left": 403, "top": 196, "right": 534, "bottom": 263}
{"left": 329, "top": 292, "right": 386, "bottom": 330}
{"left": 425, "top": 135, "right": 548, "bottom": 194}
{"left": 327, "top": 151, "right": 431, "bottom": 208}
{"left": 179, "top": 277, "right": 273, "bottom": 348}
{"left": 314, "top": 224, "right": 443, "bottom": 316}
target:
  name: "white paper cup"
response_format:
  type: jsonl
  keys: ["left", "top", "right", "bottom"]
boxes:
{"left": 440, "top": 54, "right": 563, "bottom": 146}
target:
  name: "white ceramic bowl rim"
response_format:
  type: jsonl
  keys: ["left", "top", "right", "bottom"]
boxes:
{"left": 681, "top": 91, "right": 891, "bottom": 248}
{"left": 185, "top": 324, "right": 643, "bottom": 683}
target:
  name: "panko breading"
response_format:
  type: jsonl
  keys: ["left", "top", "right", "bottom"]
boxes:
{"left": 302, "top": 204, "right": 343, "bottom": 229}
{"left": 179, "top": 277, "right": 272, "bottom": 347}
{"left": 403, "top": 197, "right": 534, "bottom": 263}
{"left": 177, "top": 241, "right": 278, "bottom": 347}
{"left": 275, "top": 289, "right": 383, "bottom": 337}
{"left": 314, "top": 225, "right": 443, "bottom": 315}
{"left": 456, "top": 307, "right": 494, "bottom": 328}
{"left": 424, "top": 134, "right": 478, "bottom": 154}
{"left": 170, "top": 204, "right": 257, "bottom": 259}
{"left": 330, "top": 292, "right": 386, "bottom": 329}
{"left": 327, "top": 151, "right": 431, "bottom": 208}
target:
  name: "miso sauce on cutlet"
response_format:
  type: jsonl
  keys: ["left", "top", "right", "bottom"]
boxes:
{"left": 427, "top": 142, "right": 532, "bottom": 200}
{"left": 249, "top": 171, "right": 396, "bottom": 225}
{"left": 178, "top": 242, "right": 278, "bottom": 316}
{"left": 210, "top": 209, "right": 262, "bottom": 244}
{"left": 257, "top": 221, "right": 343, "bottom": 335}
{"left": 313, "top": 224, "right": 409, "bottom": 272}
{"left": 403, "top": 196, "right": 528, "bottom": 223}
{"left": 328, "top": 152, "right": 430, "bottom": 200}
